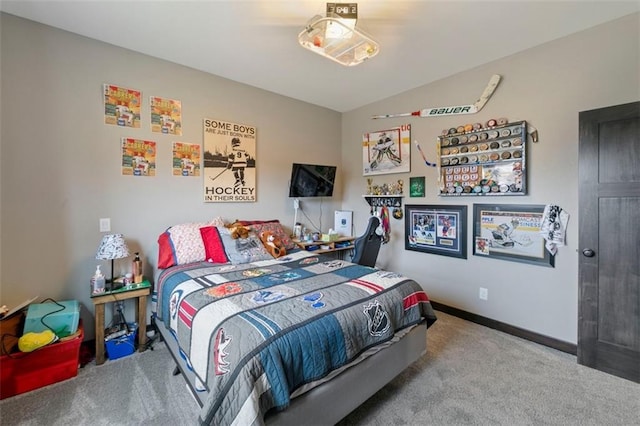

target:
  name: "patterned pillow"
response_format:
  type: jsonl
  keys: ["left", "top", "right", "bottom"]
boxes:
{"left": 216, "top": 226, "right": 273, "bottom": 264}
{"left": 249, "top": 221, "right": 296, "bottom": 250}
{"left": 157, "top": 216, "right": 225, "bottom": 269}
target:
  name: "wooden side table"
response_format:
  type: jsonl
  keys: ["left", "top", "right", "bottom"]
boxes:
{"left": 292, "top": 236, "right": 356, "bottom": 260}
{"left": 91, "top": 280, "right": 151, "bottom": 365}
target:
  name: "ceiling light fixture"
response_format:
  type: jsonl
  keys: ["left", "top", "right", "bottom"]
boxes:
{"left": 298, "top": 3, "right": 380, "bottom": 67}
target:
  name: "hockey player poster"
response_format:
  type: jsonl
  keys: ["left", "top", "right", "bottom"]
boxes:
{"left": 472, "top": 204, "right": 554, "bottom": 267}
{"left": 362, "top": 124, "right": 411, "bottom": 176}
{"left": 203, "top": 118, "right": 256, "bottom": 202}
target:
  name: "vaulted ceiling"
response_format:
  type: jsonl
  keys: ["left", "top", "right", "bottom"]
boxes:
{"left": 2, "top": 1, "right": 638, "bottom": 112}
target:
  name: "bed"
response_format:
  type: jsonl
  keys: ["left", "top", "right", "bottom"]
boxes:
{"left": 152, "top": 219, "right": 437, "bottom": 425}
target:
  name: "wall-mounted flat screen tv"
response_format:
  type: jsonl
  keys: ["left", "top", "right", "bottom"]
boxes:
{"left": 288, "top": 163, "right": 337, "bottom": 198}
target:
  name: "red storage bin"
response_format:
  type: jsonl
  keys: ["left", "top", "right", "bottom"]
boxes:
{"left": 0, "top": 320, "right": 83, "bottom": 399}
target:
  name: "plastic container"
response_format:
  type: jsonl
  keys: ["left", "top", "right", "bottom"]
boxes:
{"left": 1, "top": 321, "right": 83, "bottom": 399}
{"left": 105, "top": 323, "right": 137, "bottom": 360}
{"left": 23, "top": 300, "right": 80, "bottom": 337}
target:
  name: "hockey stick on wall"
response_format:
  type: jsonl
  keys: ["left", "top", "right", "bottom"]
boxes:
{"left": 414, "top": 140, "right": 437, "bottom": 168}
{"left": 372, "top": 74, "right": 501, "bottom": 120}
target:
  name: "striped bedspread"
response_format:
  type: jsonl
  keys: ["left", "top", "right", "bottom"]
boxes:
{"left": 155, "top": 250, "right": 436, "bottom": 425}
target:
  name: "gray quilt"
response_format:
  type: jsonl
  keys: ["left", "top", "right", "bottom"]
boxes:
{"left": 155, "top": 250, "right": 436, "bottom": 425}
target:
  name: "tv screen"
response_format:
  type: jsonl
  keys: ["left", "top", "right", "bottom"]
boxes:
{"left": 288, "top": 163, "right": 337, "bottom": 197}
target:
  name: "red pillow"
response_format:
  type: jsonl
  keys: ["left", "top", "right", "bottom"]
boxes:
{"left": 157, "top": 231, "right": 175, "bottom": 269}
{"left": 200, "top": 226, "right": 229, "bottom": 264}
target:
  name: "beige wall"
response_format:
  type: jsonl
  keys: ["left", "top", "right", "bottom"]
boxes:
{"left": 341, "top": 13, "right": 639, "bottom": 344}
{"left": 0, "top": 14, "right": 342, "bottom": 338}
{"left": 1, "top": 13, "right": 638, "bottom": 345}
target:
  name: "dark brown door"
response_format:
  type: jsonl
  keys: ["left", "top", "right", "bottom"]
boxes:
{"left": 578, "top": 101, "right": 640, "bottom": 383}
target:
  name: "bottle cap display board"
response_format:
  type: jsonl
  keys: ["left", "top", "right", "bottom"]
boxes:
{"left": 438, "top": 120, "right": 527, "bottom": 196}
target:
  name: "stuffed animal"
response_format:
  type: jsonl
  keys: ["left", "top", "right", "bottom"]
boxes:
{"left": 260, "top": 231, "right": 286, "bottom": 258}
{"left": 226, "top": 221, "right": 250, "bottom": 239}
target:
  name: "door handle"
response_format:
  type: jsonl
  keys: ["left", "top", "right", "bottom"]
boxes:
{"left": 582, "top": 248, "right": 595, "bottom": 257}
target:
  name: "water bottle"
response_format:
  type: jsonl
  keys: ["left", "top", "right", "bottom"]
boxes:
{"left": 132, "top": 252, "right": 143, "bottom": 284}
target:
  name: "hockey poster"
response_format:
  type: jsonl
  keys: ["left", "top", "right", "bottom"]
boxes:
{"left": 203, "top": 118, "right": 256, "bottom": 202}
{"left": 104, "top": 84, "right": 141, "bottom": 128}
{"left": 172, "top": 142, "right": 200, "bottom": 177}
{"left": 472, "top": 204, "right": 554, "bottom": 267}
{"left": 363, "top": 124, "right": 411, "bottom": 176}
{"left": 150, "top": 96, "right": 182, "bottom": 135}
{"left": 121, "top": 137, "right": 156, "bottom": 176}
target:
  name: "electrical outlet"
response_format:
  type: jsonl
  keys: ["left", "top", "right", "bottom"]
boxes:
{"left": 293, "top": 198, "right": 300, "bottom": 209}
{"left": 479, "top": 287, "right": 488, "bottom": 301}
{"left": 99, "top": 218, "right": 111, "bottom": 232}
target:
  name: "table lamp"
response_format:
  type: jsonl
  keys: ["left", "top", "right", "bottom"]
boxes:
{"left": 95, "top": 233, "right": 130, "bottom": 290}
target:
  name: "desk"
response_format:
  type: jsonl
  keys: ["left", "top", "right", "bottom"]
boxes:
{"left": 91, "top": 280, "right": 151, "bottom": 365}
{"left": 293, "top": 236, "right": 355, "bottom": 260}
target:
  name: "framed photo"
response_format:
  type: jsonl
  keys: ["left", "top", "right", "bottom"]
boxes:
{"left": 362, "top": 124, "right": 411, "bottom": 176}
{"left": 410, "top": 176, "right": 425, "bottom": 197}
{"left": 472, "top": 204, "right": 554, "bottom": 267}
{"left": 405, "top": 204, "right": 467, "bottom": 259}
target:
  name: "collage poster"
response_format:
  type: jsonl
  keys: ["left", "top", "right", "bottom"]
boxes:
{"left": 172, "top": 142, "right": 201, "bottom": 177}
{"left": 362, "top": 124, "right": 411, "bottom": 176}
{"left": 104, "top": 84, "right": 141, "bottom": 128}
{"left": 150, "top": 96, "right": 182, "bottom": 135}
{"left": 202, "top": 118, "right": 256, "bottom": 202}
{"left": 121, "top": 137, "right": 156, "bottom": 176}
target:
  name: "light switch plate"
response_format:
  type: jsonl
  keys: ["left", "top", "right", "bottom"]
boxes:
{"left": 99, "top": 218, "right": 111, "bottom": 232}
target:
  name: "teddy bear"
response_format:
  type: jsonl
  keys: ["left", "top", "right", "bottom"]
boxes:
{"left": 260, "top": 231, "right": 286, "bottom": 258}
{"left": 225, "top": 221, "right": 250, "bottom": 239}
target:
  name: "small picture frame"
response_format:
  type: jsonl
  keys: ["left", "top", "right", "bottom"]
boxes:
{"left": 405, "top": 204, "right": 467, "bottom": 259}
{"left": 472, "top": 204, "right": 554, "bottom": 267}
{"left": 410, "top": 176, "right": 425, "bottom": 197}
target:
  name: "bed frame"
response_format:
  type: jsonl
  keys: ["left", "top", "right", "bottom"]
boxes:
{"left": 154, "top": 317, "right": 427, "bottom": 425}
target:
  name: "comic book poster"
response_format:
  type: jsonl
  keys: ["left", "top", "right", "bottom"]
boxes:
{"left": 150, "top": 96, "right": 182, "bottom": 135}
{"left": 104, "top": 84, "right": 141, "bottom": 128}
{"left": 121, "top": 138, "right": 156, "bottom": 176}
{"left": 203, "top": 118, "right": 256, "bottom": 202}
{"left": 172, "top": 142, "right": 200, "bottom": 177}
{"left": 362, "top": 124, "right": 411, "bottom": 176}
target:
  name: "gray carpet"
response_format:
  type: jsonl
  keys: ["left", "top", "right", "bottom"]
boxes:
{"left": 1, "top": 312, "right": 638, "bottom": 425}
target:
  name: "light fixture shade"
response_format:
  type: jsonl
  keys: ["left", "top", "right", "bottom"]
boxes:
{"left": 298, "top": 15, "right": 380, "bottom": 66}
{"left": 96, "top": 234, "right": 130, "bottom": 260}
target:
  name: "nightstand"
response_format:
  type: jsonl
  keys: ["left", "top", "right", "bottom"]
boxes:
{"left": 90, "top": 279, "right": 151, "bottom": 365}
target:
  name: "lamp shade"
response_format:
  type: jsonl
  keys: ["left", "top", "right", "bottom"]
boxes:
{"left": 96, "top": 234, "right": 130, "bottom": 260}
